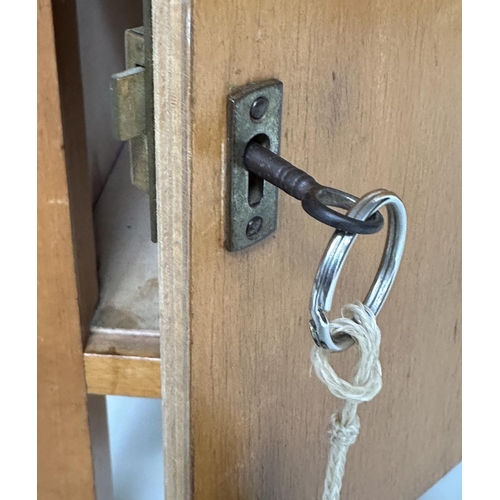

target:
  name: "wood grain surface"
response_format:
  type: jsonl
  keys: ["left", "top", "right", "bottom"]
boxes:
{"left": 38, "top": 0, "right": 111, "bottom": 497}
{"left": 84, "top": 352, "right": 161, "bottom": 398}
{"left": 84, "top": 329, "right": 160, "bottom": 399}
{"left": 153, "top": 0, "right": 192, "bottom": 497}
{"left": 181, "top": 0, "right": 461, "bottom": 498}
{"left": 51, "top": 0, "right": 99, "bottom": 339}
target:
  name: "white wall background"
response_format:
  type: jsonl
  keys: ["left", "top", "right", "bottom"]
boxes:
{"left": 106, "top": 396, "right": 462, "bottom": 499}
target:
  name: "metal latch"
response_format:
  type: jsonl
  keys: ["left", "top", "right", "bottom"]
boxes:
{"left": 110, "top": 22, "right": 157, "bottom": 242}
{"left": 110, "top": 28, "right": 148, "bottom": 192}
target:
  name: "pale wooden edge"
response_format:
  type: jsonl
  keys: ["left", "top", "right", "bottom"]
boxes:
{"left": 84, "top": 353, "right": 161, "bottom": 398}
{"left": 152, "top": 0, "right": 192, "bottom": 497}
{"left": 84, "top": 332, "right": 160, "bottom": 397}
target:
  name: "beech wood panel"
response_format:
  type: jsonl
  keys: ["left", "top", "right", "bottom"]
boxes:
{"left": 183, "top": 0, "right": 462, "bottom": 499}
{"left": 153, "top": 0, "right": 192, "bottom": 496}
{"left": 84, "top": 352, "right": 161, "bottom": 398}
{"left": 51, "top": 0, "right": 98, "bottom": 338}
{"left": 38, "top": 0, "right": 111, "bottom": 497}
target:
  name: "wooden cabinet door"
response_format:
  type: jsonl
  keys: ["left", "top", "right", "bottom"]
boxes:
{"left": 153, "top": 1, "right": 461, "bottom": 499}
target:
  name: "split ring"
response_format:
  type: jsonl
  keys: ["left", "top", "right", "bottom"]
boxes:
{"left": 309, "top": 189, "right": 407, "bottom": 351}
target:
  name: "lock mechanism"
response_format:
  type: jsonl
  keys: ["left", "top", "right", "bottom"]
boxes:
{"left": 110, "top": 0, "right": 157, "bottom": 241}
{"left": 226, "top": 80, "right": 385, "bottom": 252}
{"left": 110, "top": 27, "right": 148, "bottom": 193}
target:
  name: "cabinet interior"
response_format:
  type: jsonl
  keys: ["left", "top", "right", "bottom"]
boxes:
{"left": 74, "top": 0, "right": 160, "bottom": 379}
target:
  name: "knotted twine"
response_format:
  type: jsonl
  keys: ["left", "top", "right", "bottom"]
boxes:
{"left": 311, "top": 302, "right": 383, "bottom": 500}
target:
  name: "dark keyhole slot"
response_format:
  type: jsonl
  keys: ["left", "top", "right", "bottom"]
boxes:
{"left": 246, "top": 134, "right": 270, "bottom": 207}
{"left": 248, "top": 172, "right": 263, "bottom": 207}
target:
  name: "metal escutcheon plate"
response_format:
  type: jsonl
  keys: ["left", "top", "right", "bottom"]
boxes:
{"left": 225, "top": 80, "right": 283, "bottom": 251}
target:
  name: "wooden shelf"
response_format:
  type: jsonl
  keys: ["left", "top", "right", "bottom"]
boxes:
{"left": 84, "top": 148, "right": 160, "bottom": 397}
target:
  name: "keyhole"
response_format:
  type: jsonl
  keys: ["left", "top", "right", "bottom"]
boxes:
{"left": 247, "top": 134, "right": 270, "bottom": 207}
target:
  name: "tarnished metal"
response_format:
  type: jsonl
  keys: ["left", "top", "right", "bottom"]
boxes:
{"left": 142, "top": 1, "right": 158, "bottom": 242}
{"left": 226, "top": 80, "right": 283, "bottom": 251}
{"left": 110, "top": 27, "right": 149, "bottom": 194}
{"left": 126, "top": 27, "right": 150, "bottom": 198}
{"left": 109, "top": 23, "right": 157, "bottom": 242}
{"left": 244, "top": 143, "right": 384, "bottom": 234}
{"left": 309, "top": 189, "right": 407, "bottom": 351}
{"left": 126, "top": 26, "right": 145, "bottom": 67}
{"left": 110, "top": 67, "right": 145, "bottom": 141}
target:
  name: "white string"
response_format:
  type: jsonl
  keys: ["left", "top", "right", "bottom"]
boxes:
{"left": 311, "top": 303, "right": 383, "bottom": 500}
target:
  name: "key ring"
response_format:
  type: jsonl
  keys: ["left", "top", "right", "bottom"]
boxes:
{"left": 309, "top": 189, "right": 407, "bottom": 351}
